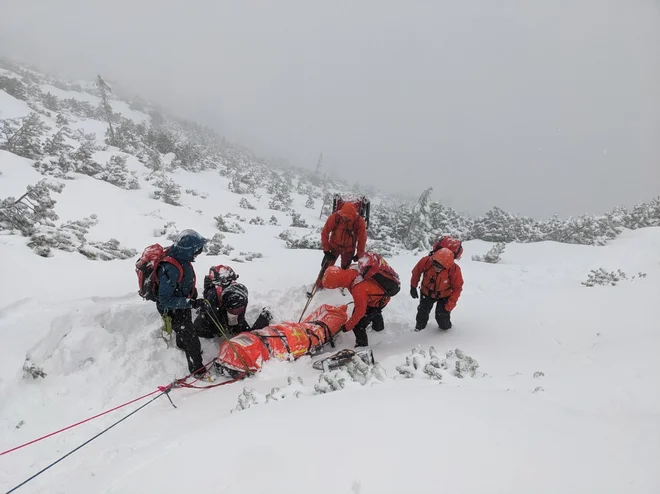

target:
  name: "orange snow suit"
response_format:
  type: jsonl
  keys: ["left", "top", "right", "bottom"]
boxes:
{"left": 321, "top": 203, "right": 367, "bottom": 262}
{"left": 322, "top": 266, "right": 390, "bottom": 331}
{"left": 410, "top": 256, "right": 464, "bottom": 311}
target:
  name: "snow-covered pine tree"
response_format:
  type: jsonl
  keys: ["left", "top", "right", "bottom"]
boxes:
{"left": 404, "top": 187, "right": 433, "bottom": 250}
{"left": 471, "top": 207, "right": 517, "bottom": 243}
{"left": 70, "top": 132, "right": 102, "bottom": 176}
{"left": 305, "top": 194, "right": 315, "bottom": 209}
{"left": 0, "top": 113, "right": 50, "bottom": 159}
{"left": 144, "top": 147, "right": 163, "bottom": 172}
{"left": 43, "top": 125, "right": 73, "bottom": 156}
{"left": 95, "top": 75, "right": 116, "bottom": 146}
{"left": 0, "top": 75, "right": 28, "bottom": 100}
{"left": 269, "top": 215, "right": 280, "bottom": 226}
{"left": 98, "top": 155, "right": 140, "bottom": 190}
{"left": 0, "top": 179, "right": 63, "bottom": 236}
{"left": 42, "top": 92, "right": 60, "bottom": 112}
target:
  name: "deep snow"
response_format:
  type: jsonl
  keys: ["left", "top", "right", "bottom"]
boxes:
{"left": 1, "top": 95, "right": 659, "bottom": 492}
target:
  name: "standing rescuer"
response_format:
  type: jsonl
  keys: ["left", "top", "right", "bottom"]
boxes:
{"left": 155, "top": 230, "right": 208, "bottom": 376}
{"left": 410, "top": 247, "right": 464, "bottom": 331}
{"left": 320, "top": 202, "right": 367, "bottom": 271}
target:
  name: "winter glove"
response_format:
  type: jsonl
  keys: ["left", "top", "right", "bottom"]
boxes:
{"left": 410, "top": 287, "right": 419, "bottom": 299}
{"left": 340, "top": 324, "right": 348, "bottom": 333}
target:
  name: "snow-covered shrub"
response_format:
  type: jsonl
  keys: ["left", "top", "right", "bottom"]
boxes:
{"left": 185, "top": 188, "right": 207, "bottom": 198}
{"left": 228, "top": 172, "right": 249, "bottom": 194}
{"left": 152, "top": 174, "right": 181, "bottom": 206}
{"left": 249, "top": 216, "right": 265, "bottom": 226}
{"left": 79, "top": 239, "right": 137, "bottom": 261}
{"left": 269, "top": 215, "right": 280, "bottom": 226}
{"left": 206, "top": 233, "right": 235, "bottom": 256}
{"left": 581, "top": 268, "right": 628, "bottom": 287}
{"left": 232, "top": 356, "right": 387, "bottom": 413}
{"left": 268, "top": 185, "right": 293, "bottom": 211}
{"left": 472, "top": 242, "right": 506, "bottom": 263}
{"left": 23, "top": 359, "right": 46, "bottom": 379}
{"left": 0, "top": 113, "right": 51, "bottom": 159}
{"left": 231, "top": 252, "right": 263, "bottom": 263}
{"left": 153, "top": 221, "right": 178, "bottom": 240}
{"left": 215, "top": 215, "right": 245, "bottom": 234}
{"left": 290, "top": 211, "right": 308, "bottom": 228}
{"left": 305, "top": 194, "right": 315, "bottom": 209}
{"left": 239, "top": 197, "right": 256, "bottom": 210}
{"left": 98, "top": 155, "right": 140, "bottom": 190}
{"left": 396, "top": 347, "right": 480, "bottom": 380}
{"left": 279, "top": 229, "right": 322, "bottom": 250}
{"left": 27, "top": 215, "right": 98, "bottom": 257}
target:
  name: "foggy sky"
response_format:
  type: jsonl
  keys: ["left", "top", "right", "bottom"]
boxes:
{"left": 1, "top": 0, "right": 659, "bottom": 217}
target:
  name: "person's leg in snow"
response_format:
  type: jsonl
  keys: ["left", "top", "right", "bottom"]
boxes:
{"left": 251, "top": 308, "right": 273, "bottom": 331}
{"left": 415, "top": 295, "right": 437, "bottom": 330}
{"left": 435, "top": 297, "right": 452, "bottom": 330}
{"left": 352, "top": 307, "right": 382, "bottom": 347}
{"left": 192, "top": 311, "right": 219, "bottom": 339}
{"left": 169, "top": 309, "right": 204, "bottom": 375}
{"left": 371, "top": 308, "right": 384, "bottom": 332}
{"left": 339, "top": 250, "right": 354, "bottom": 269}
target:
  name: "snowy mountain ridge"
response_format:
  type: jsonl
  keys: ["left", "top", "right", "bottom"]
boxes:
{"left": 1, "top": 56, "right": 658, "bottom": 263}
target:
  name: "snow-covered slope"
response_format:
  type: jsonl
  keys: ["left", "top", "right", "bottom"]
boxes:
{"left": 1, "top": 147, "right": 659, "bottom": 492}
{"left": 1, "top": 59, "right": 659, "bottom": 493}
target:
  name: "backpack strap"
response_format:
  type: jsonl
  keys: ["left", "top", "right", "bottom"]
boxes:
{"left": 162, "top": 256, "right": 184, "bottom": 282}
{"left": 161, "top": 256, "right": 197, "bottom": 299}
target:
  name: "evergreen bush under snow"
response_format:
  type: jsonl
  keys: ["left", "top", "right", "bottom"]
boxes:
{"left": 472, "top": 243, "right": 506, "bottom": 264}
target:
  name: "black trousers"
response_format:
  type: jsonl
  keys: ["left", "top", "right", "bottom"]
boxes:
{"left": 353, "top": 307, "right": 385, "bottom": 347}
{"left": 193, "top": 308, "right": 270, "bottom": 339}
{"left": 159, "top": 307, "right": 204, "bottom": 374}
{"left": 415, "top": 295, "right": 451, "bottom": 330}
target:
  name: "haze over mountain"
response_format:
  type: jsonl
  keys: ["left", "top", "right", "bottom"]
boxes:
{"left": 1, "top": 0, "right": 658, "bottom": 216}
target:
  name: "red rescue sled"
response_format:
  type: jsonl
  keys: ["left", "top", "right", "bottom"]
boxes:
{"left": 216, "top": 304, "right": 349, "bottom": 375}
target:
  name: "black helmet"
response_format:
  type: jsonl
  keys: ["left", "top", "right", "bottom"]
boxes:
{"left": 221, "top": 283, "right": 248, "bottom": 314}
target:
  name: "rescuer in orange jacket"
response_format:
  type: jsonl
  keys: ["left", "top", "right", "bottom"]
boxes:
{"left": 320, "top": 202, "right": 367, "bottom": 271}
{"left": 322, "top": 266, "right": 390, "bottom": 347}
{"left": 410, "top": 248, "right": 464, "bottom": 331}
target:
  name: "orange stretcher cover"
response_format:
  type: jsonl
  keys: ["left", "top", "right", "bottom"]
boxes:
{"left": 216, "top": 304, "right": 349, "bottom": 374}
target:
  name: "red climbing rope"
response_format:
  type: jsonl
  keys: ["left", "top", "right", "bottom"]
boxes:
{"left": 0, "top": 358, "right": 236, "bottom": 458}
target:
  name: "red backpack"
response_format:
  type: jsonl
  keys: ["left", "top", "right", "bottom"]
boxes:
{"left": 332, "top": 194, "right": 370, "bottom": 228}
{"left": 354, "top": 252, "right": 401, "bottom": 297}
{"left": 136, "top": 244, "right": 185, "bottom": 301}
{"left": 431, "top": 236, "right": 463, "bottom": 260}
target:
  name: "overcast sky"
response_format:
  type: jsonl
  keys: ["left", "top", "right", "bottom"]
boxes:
{"left": 1, "top": 0, "right": 658, "bottom": 217}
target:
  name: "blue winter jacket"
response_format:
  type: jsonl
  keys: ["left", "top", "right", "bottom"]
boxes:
{"left": 156, "top": 232, "right": 206, "bottom": 311}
